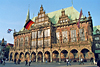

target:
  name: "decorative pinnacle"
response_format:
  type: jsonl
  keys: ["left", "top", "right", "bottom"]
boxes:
{"left": 88, "top": 11, "right": 91, "bottom": 19}
{"left": 88, "top": 11, "right": 91, "bottom": 16}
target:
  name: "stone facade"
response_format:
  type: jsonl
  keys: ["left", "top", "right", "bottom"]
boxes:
{"left": 9, "top": 5, "right": 94, "bottom": 62}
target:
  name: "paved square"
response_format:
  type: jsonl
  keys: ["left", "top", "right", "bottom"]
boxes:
{"left": 0, "top": 61, "right": 97, "bottom": 67}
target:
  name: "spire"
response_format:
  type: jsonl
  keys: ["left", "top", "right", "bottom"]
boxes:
{"left": 24, "top": 9, "right": 30, "bottom": 30}
{"left": 2, "top": 38, "right": 4, "bottom": 43}
{"left": 26, "top": 9, "right": 30, "bottom": 22}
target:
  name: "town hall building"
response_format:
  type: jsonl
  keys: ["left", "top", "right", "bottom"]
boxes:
{"left": 9, "top": 5, "right": 94, "bottom": 62}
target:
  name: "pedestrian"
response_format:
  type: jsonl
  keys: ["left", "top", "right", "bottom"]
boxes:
{"left": 90, "top": 57, "right": 94, "bottom": 64}
{"left": 18, "top": 59, "right": 20, "bottom": 64}
{"left": 1, "top": 59, "right": 3, "bottom": 64}
{"left": 14, "top": 58, "right": 16, "bottom": 64}
{"left": 3, "top": 57, "right": 5, "bottom": 65}
{"left": 25, "top": 59, "right": 28, "bottom": 65}
{"left": 79, "top": 58, "right": 84, "bottom": 65}
{"left": 66, "top": 58, "right": 71, "bottom": 66}
{"left": 29, "top": 59, "right": 31, "bottom": 66}
{"left": 97, "top": 59, "right": 100, "bottom": 67}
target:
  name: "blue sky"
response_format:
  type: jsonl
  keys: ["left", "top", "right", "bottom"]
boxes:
{"left": 0, "top": 0, "right": 100, "bottom": 44}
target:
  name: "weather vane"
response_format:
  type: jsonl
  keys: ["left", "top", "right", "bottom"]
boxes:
{"left": 72, "top": 0, "right": 73, "bottom": 7}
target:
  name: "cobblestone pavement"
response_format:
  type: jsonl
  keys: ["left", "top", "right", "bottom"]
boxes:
{"left": 0, "top": 61, "right": 97, "bottom": 67}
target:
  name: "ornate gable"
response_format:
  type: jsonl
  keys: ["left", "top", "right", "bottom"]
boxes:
{"left": 58, "top": 9, "right": 70, "bottom": 24}
{"left": 34, "top": 5, "right": 50, "bottom": 27}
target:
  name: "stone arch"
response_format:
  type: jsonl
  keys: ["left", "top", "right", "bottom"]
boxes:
{"left": 10, "top": 52, "right": 13, "bottom": 61}
{"left": 31, "top": 51, "right": 36, "bottom": 62}
{"left": 19, "top": 52, "right": 24, "bottom": 62}
{"left": 25, "top": 52, "right": 30, "bottom": 61}
{"left": 52, "top": 50, "right": 59, "bottom": 62}
{"left": 14, "top": 52, "right": 19, "bottom": 62}
{"left": 37, "top": 51, "right": 43, "bottom": 62}
{"left": 61, "top": 50, "right": 68, "bottom": 62}
{"left": 70, "top": 49, "right": 78, "bottom": 62}
{"left": 44, "top": 51, "right": 50, "bottom": 62}
{"left": 81, "top": 48, "right": 89, "bottom": 59}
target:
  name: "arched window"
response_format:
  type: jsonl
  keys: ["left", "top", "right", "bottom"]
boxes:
{"left": 32, "top": 31, "right": 37, "bottom": 39}
{"left": 79, "top": 29, "right": 85, "bottom": 41}
{"left": 32, "top": 40, "right": 36, "bottom": 47}
{"left": 15, "top": 39, "right": 19, "bottom": 47}
{"left": 62, "top": 31, "right": 68, "bottom": 43}
{"left": 56, "top": 32, "right": 60, "bottom": 43}
{"left": 25, "top": 36, "right": 28, "bottom": 46}
{"left": 20, "top": 37, "right": 23, "bottom": 47}
{"left": 71, "top": 30, "right": 77, "bottom": 42}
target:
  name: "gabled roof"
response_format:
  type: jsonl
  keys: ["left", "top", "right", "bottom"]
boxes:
{"left": 21, "top": 6, "right": 83, "bottom": 31}
{"left": 32, "top": 6, "right": 83, "bottom": 24}
{"left": 93, "top": 25, "right": 100, "bottom": 35}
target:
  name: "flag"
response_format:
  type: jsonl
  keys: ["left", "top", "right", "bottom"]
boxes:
{"left": 24, "top": 19, "right": 35, "bottom": 30}
{"left": 7, "top": 29, "right": 12, "bottom": 33}
{"left": 77, "top": 9, "right": 82, "bottom": 28}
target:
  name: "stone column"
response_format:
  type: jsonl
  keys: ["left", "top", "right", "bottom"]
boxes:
{"left": 36, "top": 53, "right": 38, "bottom": 62}
{"left": 59, "top": 53, "right": 61, "bottom": 62}
{"left": 43, "top": 53, "right": 44, "bottom": 62}
{"left": 78, "top": 51, "right": 81, "bottom": 62}
{"left": 50, "top": 52, "right": 52, "bottom": 62}
{"left": 12, "top": 54, "right": 14, "bottom": 62}
{"left": 30, "top": 54, "right": 31, "bottom": 60}
{"left": 68, "top": 51, "right": 70, "bottom": 59}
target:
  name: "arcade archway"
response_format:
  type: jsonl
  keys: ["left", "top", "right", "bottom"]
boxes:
{"left": 31, "top": 52, "right": 36, "bottom": 62}
{"left": 19, "top": 52, "right": 24, "bottom": 62}
{"left": 70, "top": 49, "right": 78, "bottom": 62}
{"left": 14, "top": 52, "right": 19, "bottom": 62}
{"left": 44, "top": 51, "right": 50, "bottom": 62}
{"left": 25, "top": 52, "right": 30, "bottom": 61}
{"left": 10, "top": 52, "right": 13, "bottom": 61}
{"left": 37, "top": 51, "right": 43, "bottom": 62}
{"left": 52, "top": 50, "right": 59, "bottom": 62}
{"left": 61, "top": 50, "right": 68, "bottom": 62}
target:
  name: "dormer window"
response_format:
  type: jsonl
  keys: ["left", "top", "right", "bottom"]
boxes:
{"left": 96, "top": 29, "right": 99, "bottom": 34}
{"left": 95, "top": 37, "right": 99, "bottom": 40}
{"left": 60, "top": 20, "right": 62, "bottom": 23}
{"left": 42, "top": 18, "right": 44, "bottom": 21}
{"left": 39, "top": 19, "right": 41, "bottom": 22}
{"left": 42, "top": 14, "right": 44, "bottom": 17}
{"left": 65, "top": 19, "right": 67, "bottom": 22}
{"left": 39, "top": 15, "right": 41, "bottom": 18}
{"left": 97, "top": 31, "right": 99, "bottom": 34}
{"left": 63, "top": 20, "right": 65, "bottom": 22}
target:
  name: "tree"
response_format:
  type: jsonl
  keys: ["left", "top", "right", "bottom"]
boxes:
{"left": 4, "top": 45, "right": 10, "bottom": 58}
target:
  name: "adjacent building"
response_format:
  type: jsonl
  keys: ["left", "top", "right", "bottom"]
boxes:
{"left": 9, "top": 5, "right": 94, "bottom": 62}
{"left": 0, "top": 38, "right": 6, "bottom": 60}
{"left": 92, "top": 25, "right": 100, "bottom": 61}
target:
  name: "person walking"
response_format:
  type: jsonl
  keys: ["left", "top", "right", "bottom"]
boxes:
{"left": 3, "top": 57, "right": 5, "bottom": 65}
{"left": 97, "top": 59, "right": 100, "bottom": 67}
{"left": 90, "top": 57, "right": 94, "bottom": 64}
{"left": 66, "top": 58, "right": 71, "bottom": 66}
{"left": 25, "top": 59, "right": 28, "bottom": 66}
{"left": 14, "top": 58, "right": 16, "bottom": 64}
{"left": 29, "top": 59, "right": 31, "bottom": 66}
{"left": 79, "top": 58, "right": 84, "bottom": 65}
